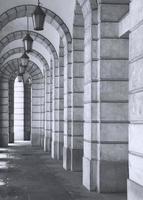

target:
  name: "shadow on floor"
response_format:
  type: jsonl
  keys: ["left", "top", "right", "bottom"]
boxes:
{"left": 0, "top": 142, "right": 127, "bottom": 200}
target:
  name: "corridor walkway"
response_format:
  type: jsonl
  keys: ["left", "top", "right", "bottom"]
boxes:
{"left": 0, "top": 142, "right": 126, "bottom": 200}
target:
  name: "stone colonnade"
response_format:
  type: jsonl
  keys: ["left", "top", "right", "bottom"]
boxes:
{"left": 1, "top": 0, "right": 143, "bottom": 199}
{"left": 41, "top": 0, "right": 130, "bottom": 194}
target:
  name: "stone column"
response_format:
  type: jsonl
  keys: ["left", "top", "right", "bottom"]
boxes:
{"left": 82, "top": 1, "right": 98, "bottom": 191}
{"left": 53, "top": 39, "right": 64, "bottom": 159}
{"left": 0, "top": 77, "right": 9, "bottom": 147}
{"left": 50, "top": 65, "right": 53, "bottom": 153}
{"left": 31, "top": 78, "right": 43, "bottom": 146}
{"left": 51, "top": 53, "right": 63, "bottom": 159}
{"left": 44, "top": 70, "right": 47, "bottom": 151}
{"left": 40, "top": 81, "right": 45, "bottom": 148}
{"left": 51, "top": 59, "right": 56, "bottom": 159}
{"left": 24, "top": 82, "right": 31, "bottom": 141}
{"left": 9, "top": 79, "right": 14, "bottom": 143}
{"left": 96, "top": 1, "right": 129, "bottom": 192}
{"left": 71, "top": 1, "right": 84, "bottom": 171}
{"left": 45, "top": 68, "right": 52, "bottom": 152}
{"left": 63, "top": 43, "right": 72, "bottom": 170}
{"left": 128, "top": 0, "right": 143, "bottom": 199}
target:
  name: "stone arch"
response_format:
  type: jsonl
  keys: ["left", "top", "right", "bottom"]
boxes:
{"left": 76, "top": 0, "right": 129, "bottom": 192}
{"left": 0, "top": 5, "right": 71, "bottom": 43}
{"left": 0, "top": 47, "right": 50, "bottom": 144}
{"left": 0, "top": 32, "right": 61, "bottom": 154}
{"left": 0, "top": 4, "right": 72, "bottom": 82}
{"left": 0, "top": 30, "right": 57, "bottom": 60}
{"left": 0, "top": 47, "right": 49, "bottom": 69}
{"left": 0, "top": 4, "right": 74, "bottom": 158}
{"left": 0, "top": 59, "right": 44, "bottom": 147}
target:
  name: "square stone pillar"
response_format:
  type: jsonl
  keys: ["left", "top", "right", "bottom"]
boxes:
{"left": 51, "top": 56, "right": 64, "bottom": 160}
{"left": 96, "top": 1, "right": 129, "bottom": 193}
{"left": 31, "top": 79, "right": 43, "bottom": 146}
{"left": 128, "top": 0, "right": 143, "bottom": 199}
{"left": 70, "top": 3, "right": 84, "bottom": 172}
{"left": 51, "top": 59, "right": 57, "bottom": 159}
{"left": 55, "top": 41, "right": 64, "bottom": 159}
{"left": 40, "top": 83, "right": 45, "bottom": 148}
{"left": 9, "top": 80, "right": 14, "bottom": 143}
{"left": 44, "top": 69, "right": 51, "bottom": 152}
{"left": 45, "top": 67, "right": 53, "bottom": 153}
{"left": 0, "top": 79, "right": 9, "bottom": 147}
{"left": 82, "top": 9, "right": 98, "bottom": 190}
{"left": 63, "top": 45, "right": 72, "bottom": 170}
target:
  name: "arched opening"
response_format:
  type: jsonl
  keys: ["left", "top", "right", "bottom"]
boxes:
{"left": 9, "top": 75, "right": 32, "bottom": 144}
{"left": 14, "top": 76, "right": 24, "bottom": 142}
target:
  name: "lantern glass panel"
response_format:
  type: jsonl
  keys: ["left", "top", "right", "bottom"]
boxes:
{"left": 19, "top": 65, "right": 26, "bottom": 74}
{"left": 23, "top": 34, "right": 33, "bottom": 53}
{"left": 21, "top": 57, "right": 28, "bottom": 66}
{"left": 20, "top": 52, "right": 29, "bottom": 67}
{"left": 32, "top": 5, "right": 46, "bottom": 31}
{"left": 17, "top": 74, "right": 23, "bottom": 82}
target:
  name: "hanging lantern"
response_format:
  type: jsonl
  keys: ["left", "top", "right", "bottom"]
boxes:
{"left": 23, "top": 16, "right": 33, "bottom": 52}
{"left": 32, "top": 0, "right": 46, "bottom": 31}
{"left": 27, "top": 77, "right": 32, "bottom": 85}
{"left": 23, "top": 33, "right": 33, "bottom": 53}
{"left": 20, "top": 51, "right": 29, "bottom": 67}
{"left": 17, "top": 73, "right": 23, "bottom": 82}
{"left": 19, "top": 65, "right": 26, "bottom": 75}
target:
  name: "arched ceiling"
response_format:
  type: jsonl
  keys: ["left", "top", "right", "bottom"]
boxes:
{"left": 1, "top": 47, "right": 49, "bottom": 75}
{"left": 0, "top": 4, "right": 72, "bottom": 43}
{"left": 0, "top": 0, "right": 76, "bottom": 33}
{"left": 0, "top": 18, "right": 59, "bottom": 54}
{"left": 0, "top": 1, "right": 74, "bottom": 77}
{"left": 1, "top": 59, "right": 43, "bottom": 81}
{"left": 0, "top": 30, "right": 58, "bottom": 74}
{"left": 0, "top": 47, "right": 48, "bottom": 67}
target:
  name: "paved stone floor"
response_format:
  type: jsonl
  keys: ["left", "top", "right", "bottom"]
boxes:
{"left": 0, "top": 142, "right": 127, "bottom": 200}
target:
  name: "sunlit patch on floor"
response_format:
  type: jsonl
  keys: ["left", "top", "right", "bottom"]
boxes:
{"left": 0, "top": 161, "right": 8, "bottom": 169}
{"left": 0, "top": 153, "right": 9, "bottom": 159}
{"left": 0, "top": 179, "right": 6, "bottom": 186}
{"left": 0, "top": 148, "right": 8, "bottom": 153}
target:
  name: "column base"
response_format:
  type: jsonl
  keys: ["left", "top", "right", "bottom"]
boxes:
{"left": 63, "top": 147, "right": 71, "bottom": 170}
{"left": 71, "top": 148, "right": 83, "bottom": 171}
{"left": 51, "top": 141, "right": 63, "bottom": 160}
{"left": 9, "top": 132, "right": 14, "bottom": 143}
{"left": 40, "top": 134, "right": 44, "bottom": 148}
{"left": 99, "top": 161, "right": 128, "bottom": 193}
{"left": 58, "top": 141, "right": 63, "bottom": 160}
{"left": 44, "top": 137, "right": 52, "bottom": 153}
{"left": 83, "top": 156, "right": 97, "bottom": 191}
{"left": 0, "top": 134, "right": 8, "bottom": 147}
{"left": 24, "top": 131, "right": 31, "bottom": 141}
{"left": 128, "top": 179, "right": 143, "bottom": 200}
{"left": 31, "top": 131, "right": 40, "bottom": 146}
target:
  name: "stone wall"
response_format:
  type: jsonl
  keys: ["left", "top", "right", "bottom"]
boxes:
{"left": 128, "top": 0, "right": 143, "bottom": 199}
{"left": 2, "top": 0, "right": 143, "bottom": 198}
